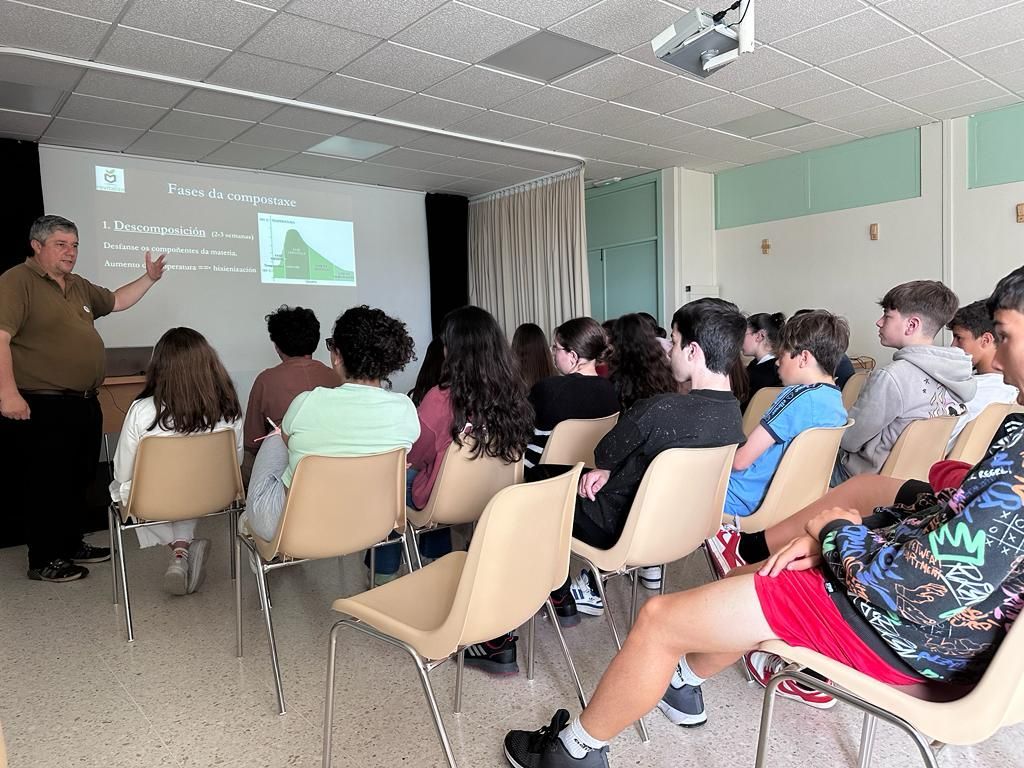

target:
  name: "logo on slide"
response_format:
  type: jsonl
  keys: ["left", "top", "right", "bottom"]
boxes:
{"left": 95, "top": 166, "right": 125, "bottom": 193}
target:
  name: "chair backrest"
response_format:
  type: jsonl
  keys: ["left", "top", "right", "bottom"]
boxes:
{"left": 595, "top": 445, "right": 737, "bottom": 570}
{"left": 539, "top": 413, "right": 619, "bottom": 466}
{"left": 439, "top": 464, "right": 584, "bottom": 649}
{"left": 947, "top": 403, "right": 1024, "bottom": 465}
{"left": 413, "top": 438, "right": 523, "bottom": 527}
{"left": 842, "top": 370, "right": 869, "bottom": 411}
{"left": 743, "top": 387, "right": 784, "bottom": 436}
{"left": 263, "top": 448, "right": 406, "bottom": 561}
{"left": 124, "top": 429, "right": 243, "bottom": 522}
{"left": 736, "top": 420, "right": 854, "bottom": 534}
{"left": 879, "top": 416, "right": 959, "bottom": 481}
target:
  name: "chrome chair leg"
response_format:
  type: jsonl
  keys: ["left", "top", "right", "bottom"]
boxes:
{"left": 368, "top": 546, "right": 376, "bottom": 590}
{"left": 323, "top": 621, "right": 343, "bottom": 768}
{"left": 228, "top": 510, "right": 237, "bottom": 580}
{"left": 659, "top": 563, "right": 667, "bottom": 596}
{"left": 409, "top": 527, "right": 424, "bottom": 570}
{"left": 234, "top": 533, "right": 243, "bottom": 658}
{"left": 454, "top": 648, "right": 465, "bottom": 714}
{"left": 255, "top": 557, "right": 285, "bottom": 714}
{"left": 545, "top": 599, "right": 588, "bottom": 710}
{"left": 108, "top": 505, "right": 118, "bottom": 604}
{"left": 114, "top": 517, "right": 134, "bottom": 642}
{"left": 401, "top": 533, "right": 415, "bottom": 575}
{"left": 629, "top": 570, "right": 640, "bottom": 630}
{"left": 858, "top": 714, "right": 878, "bottom": 768}
{"left": 527, "top": 614, "right": 537, "bottom": 681}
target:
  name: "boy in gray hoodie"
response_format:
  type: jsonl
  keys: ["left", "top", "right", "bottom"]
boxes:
{"left": 834, "top": 280, "right": 976, "bottom": 483}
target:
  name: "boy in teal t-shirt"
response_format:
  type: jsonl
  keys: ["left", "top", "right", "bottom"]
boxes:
{"left": 725, "top": 311, "right": 850, "bottom": 518}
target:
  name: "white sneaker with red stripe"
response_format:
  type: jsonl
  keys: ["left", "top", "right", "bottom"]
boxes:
{"left": 706, "top": 527, "right": 746, "bottom": 577}
{"left": 744, "top": 651, "right": 836, "bottom": 710}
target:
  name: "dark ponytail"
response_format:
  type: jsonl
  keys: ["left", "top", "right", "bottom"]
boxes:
{"left": 747, "top": 312, "right": 786, "bottom": 352}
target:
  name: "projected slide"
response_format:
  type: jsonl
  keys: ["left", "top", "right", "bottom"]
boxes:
{"left": 258, "top": 213, "right": 355, "bottom": 286}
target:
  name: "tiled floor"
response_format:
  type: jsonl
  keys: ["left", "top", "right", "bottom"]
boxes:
{"left": 1, "top": 525, "right": 1020, "bottom": 768}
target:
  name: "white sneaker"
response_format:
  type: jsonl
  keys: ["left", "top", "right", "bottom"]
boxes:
{"left": 186, "top": 538, "right": 210, "bottom": 594}
{"left": 570, "top": 570, "right": 604, "bottom": 616}
{"left": 639, "top": 565, "right": 662, "bottom": 590}
{"left": 164, "top": 550, "right": 188, "bottom": 595}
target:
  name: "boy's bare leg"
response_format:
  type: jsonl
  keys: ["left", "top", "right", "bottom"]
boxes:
{"left": 579, "top": 574, "right": 776, "bottom": 740}
{"left": 764, "top": 474, "right": 904, "bottom": 552}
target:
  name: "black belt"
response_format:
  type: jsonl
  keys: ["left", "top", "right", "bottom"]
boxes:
{"left": 20, "top": 388, "right": 98, "bottom": 399}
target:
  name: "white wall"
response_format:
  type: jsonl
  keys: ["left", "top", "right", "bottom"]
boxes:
{"left": 662, "top": 167, "right": 716, "bottom": 321}
{"left": 668, "top": 119, "right": 1024, "bottom": 360}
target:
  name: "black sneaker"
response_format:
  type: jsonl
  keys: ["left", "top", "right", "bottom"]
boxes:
{"left": 28, "top": 558, "right": 89, "bottom": 583}
{"left": 550, "top": 582, "right": 581, "bottom": 628}
{"left": 71, "top": 543, "right": 111, "bottom": 563}
{"left": 656, "top": 679, "right": 707, "bottom": 727}
{"left": 504, "top": 709, "right": 609, "bottom": 768}
{"left": 464, "top": 633, "right": 519, "bottom": 675}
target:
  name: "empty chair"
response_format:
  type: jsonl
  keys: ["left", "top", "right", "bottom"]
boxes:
{"left": 322, "top": 464, "right": 586, "bottom": 768}
{"left": 406, "top": 439, "right": 523, "bottom": 566}
{"left": 753, "top": 619, "right": 1024, "bottom": 768}
{"left": 743, "top": 387, "right": 784, "bottom": 436}
{"left": 571, "top": 444, "right": 737, "bottom": 742}
{"left": 539, "top": 413, "right": 620, "bottom": 467}
{"left": 948, "top": 402, "right": 1024, "bottom": 464}
{"left": 235, "top": 448, "right": 409, "bottom": 715}
{"left": 879, "top": 416, "right": 959, "bottom": 481}
{"left": 842, "top": 370, "right": 869, "bottom": 411}
{"left": 108, "top": 429, "right": 244, "bottom": 642}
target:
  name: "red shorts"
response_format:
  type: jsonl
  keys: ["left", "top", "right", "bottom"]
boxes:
{"left": 754, "top": 568, "right": 921, "bottom": 686}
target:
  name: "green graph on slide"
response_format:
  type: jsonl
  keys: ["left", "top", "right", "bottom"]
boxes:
{"left": 271, "top": 228, "right": 354, "bottom": 282}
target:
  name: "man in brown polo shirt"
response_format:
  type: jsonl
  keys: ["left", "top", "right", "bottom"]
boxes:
{"left": 0, "top": 215, "right": 166, "bottom": 582}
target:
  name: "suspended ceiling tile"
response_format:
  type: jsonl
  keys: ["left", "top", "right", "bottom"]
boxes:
{"left": 823, "top": 103, "right": 926, "bottom": 133}
{"left": 299, "top": 75, "right": 412, "bottom": 115}
{"left": 96, "top": 26, "right": 229, "bottom": 81}
{"left": 550, "top": 0, "right": 691, "bottom": 54}
{"left": 557, "top": 101, "right": 656, "bottom": 133}
{"left": 754, "top": 0, "right": 865, "bottom": 44}
{"left": 461, "top": 0, "right": 601, "bottom": 28}
{"left": 868, "top": 60, "right": 980, "bottom": 102}
{"left": 687, "top": 46, "right": 808, "bottom": 92}
{"left": 126, "top": 130, "right": 225, "bottom": 161}
{"left": 207, "top": 53, "right": 328, "bottom": 99}
{"left": 262, "top": 106, "right": 359, "bottom": 135}
{"left": 963, "top": 40, "right": 1024, "bottom": 78}
{"left": 369, "top": 147, "right": 449, "bottom": 171}
{"left": 26, "top": 0, "right": 130, "bottom": 21}
{"left": 496, "top": 86, "right": 602, "bottom": 122}
{"left": 285, "top": 0, "right": 447, "bottom": 39}
{"left": 0, "top": 2, "right": 110, "bottom": 59}
{"left": 928, "top": 95, "right": 1020, "bottom": 121}
{"left": 602, "top": 115, "right": 702, "bottom": 149}
{"left": 425, "top": 67, "right": 543, "bottom": 109}
{"left": 875, "top": 0, "right": 1011, "bottom": 31}
{"left": 480, "top": 31, "right": 610, "bottom": 82}
{"left": 924, "top": 3, "right": 1024, "bottom": 56}
{"left": 787, "top": 87, "right": 888, "bottom": 122}
{"left": 375, "top": 94, "right": 483, "bottom": 129}
{"left": 757, "top": 122, "right": 852, "bottom": 148}
{"left": 152, "top": 109, "right": 253, "bottom": 141}
{"left": 773, "top": 10, "right": 910, "bottom": 66}
{"left": 267, "top": 153, "right": 359, "bottom": 178}
{"left": 243, "top": 13, "right": 380, "bottom": 72}
{"left": 75, "top": 71, "right": 191, "bottom": 107}
{"left": 175, "top": 91, "right": 279, "bottom": 122}
{"left": 202, "top": 142, "right": 295, "bottom": 169}
{"left": 737, "top": 68, "right": 849, "bottom": 109}
{"left": 508, "top": 123, "right": 597, "bottom": 150}
{"left": 447, "top": 111, "right": 546, "bottom": 140}
{"left": 616, "top": 74, "right": 723, "bottom": 114}
{"left": 0, "top": 108, "right": 52, "bottom": 137}
{"left": 716, "top": 109, "right": 809, "bottom": 138}
{"left": 233, "top": 123, "right": 329, "bottom": 152}
{"left": 902, "top": 79, "right": 1010, "bottom": 114}
{"left": 824, "top": 37, "right": 948, "bottom": 85}
{"left": 0, "top": 81, "right": 64, "bottom": 114}
{"left": 394, "top": 2, "right": 536, "bottom": 63}
{"left": 338, "top": 121, "right": 430, "bottom": 146}
{"left": 426, "top": 156, "right": 506, "bottom": 178}
{"left": 58, "top": 93, "right": 168, "bottom": 129}
{"left": 120, "top": 0, "right": 273, "bottom": 49}
{"left": 553, "top": 56, "right": 673, "bottom": 101}
{"left": 0, "top": 55, "right": 86, "bottom": 91}
{"left": 42, "top": 117, "right": 144, "bottom": 151}
{"left": 667, "top": 94, "right": 770, "bottom": 128}
{"left": 342, "top": 43, "right": 467, "bottom": 92}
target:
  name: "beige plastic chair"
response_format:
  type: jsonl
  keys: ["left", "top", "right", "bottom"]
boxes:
{"left": 235, "top": 448, "right": 408, "bottom": 715}
{"left": 539, "top": 413, "right": 620, "bottom": 466}
{"left": 322, "top": 464, "right": 586, "bottom": 768}
{"left": 728, "top": 420, "right": 854, "bottom": 536}
{"left": 572, "top": 444, "right": 737, "bottom": 742}
{"left": 107, "top": 429, "right": 244, "bottom": 643}
{"left": 842, "top": 370, "right": 869, "bottom": 411}
{"left": 879, "top": 416, "right": 959, "bottom": 481}
{"left": 743, "top": 387, "right": 784, "bottom": 435}
{"left": 947, "top": 403, "right": 1024, "bottom": 464}
{"left": 407, "top": 439, "right": 523, "bottom": 566}
{"left": 753, "top": 618, "right": 1024, "bottom": 768}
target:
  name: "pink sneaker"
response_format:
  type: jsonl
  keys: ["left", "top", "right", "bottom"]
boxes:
{"left": 707, "top": 528, "right": 746, "bottom": 577}
{"left": 744, "top": 651, "right": 836, "bottom": 710}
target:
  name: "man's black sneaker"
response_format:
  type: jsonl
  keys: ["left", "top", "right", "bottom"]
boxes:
{"left": 71, "top": 543, "right": 111, "bottom": 563}
{"left": 550, "top": 581, "right": 581, "bottom": 628}
{"left": 28, "top": 558, "right": 89, "bottom": 583}
{"left": 504, "top": 709, "right": 609, "bottom": 768}
{"left": 464, "top": 633, "right": 519, "bottom": 675}
{"left": 657, "top": 680, "right": 707, "bottom": 727}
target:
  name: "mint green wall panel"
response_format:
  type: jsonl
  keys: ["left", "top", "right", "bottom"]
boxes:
{"left": 968, "top": 102, "right": 1024, "bottom": 189}
{"left": 586, "top": 180, "right": 657, "bottom": 248}
{"left": 604, "top": 242, "right": 659, "bottom": 318}
{"left": 587, "top": 249, "right": 606, "bottom": 321}
{"left": 715, "top": 155, "right": 807, "bottom": 229}
{"left": 715, "top": 129, "right": 922, "bottom": 229}
{"left": 808, "top": 129, "right": 920, "bottom": 213}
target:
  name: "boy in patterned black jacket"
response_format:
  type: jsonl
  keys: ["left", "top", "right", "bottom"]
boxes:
{"left": 502, "top": 266, "right": 1024, "bottom": 768}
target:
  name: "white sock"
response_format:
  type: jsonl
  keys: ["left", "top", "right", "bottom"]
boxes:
{"left": 671, "top": 655, "right": 706, "bottom": 689}
{"left": 558, "top": 717, "right": 607, "bottom": 759}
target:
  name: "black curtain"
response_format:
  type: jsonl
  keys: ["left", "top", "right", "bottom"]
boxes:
{"left": 424, "top": 193, "right": 469, "bottom": 335}
{"left": 1, "top": 139, "right": 44, "bottom": 275}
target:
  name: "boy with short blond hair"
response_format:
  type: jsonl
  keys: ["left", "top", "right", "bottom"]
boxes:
{"left": 835, "top": 280, "right": 975, "bottom": 483}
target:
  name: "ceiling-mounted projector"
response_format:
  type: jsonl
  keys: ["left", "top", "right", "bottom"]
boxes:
{"left": 652, "top": 2, "right": 755, "bottom": 78}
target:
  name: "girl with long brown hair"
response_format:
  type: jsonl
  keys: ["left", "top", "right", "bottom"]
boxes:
{"left": 110, "top": 327, "right": 243, "bottom": 595}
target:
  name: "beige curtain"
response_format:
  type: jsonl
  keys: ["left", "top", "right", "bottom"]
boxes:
{"left": 468, "top": 167, "right": 589, "bottom": 336}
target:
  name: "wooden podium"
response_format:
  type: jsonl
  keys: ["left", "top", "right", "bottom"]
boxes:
{"left": 99, "top": 375, "right": 146, "bottom": 435}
